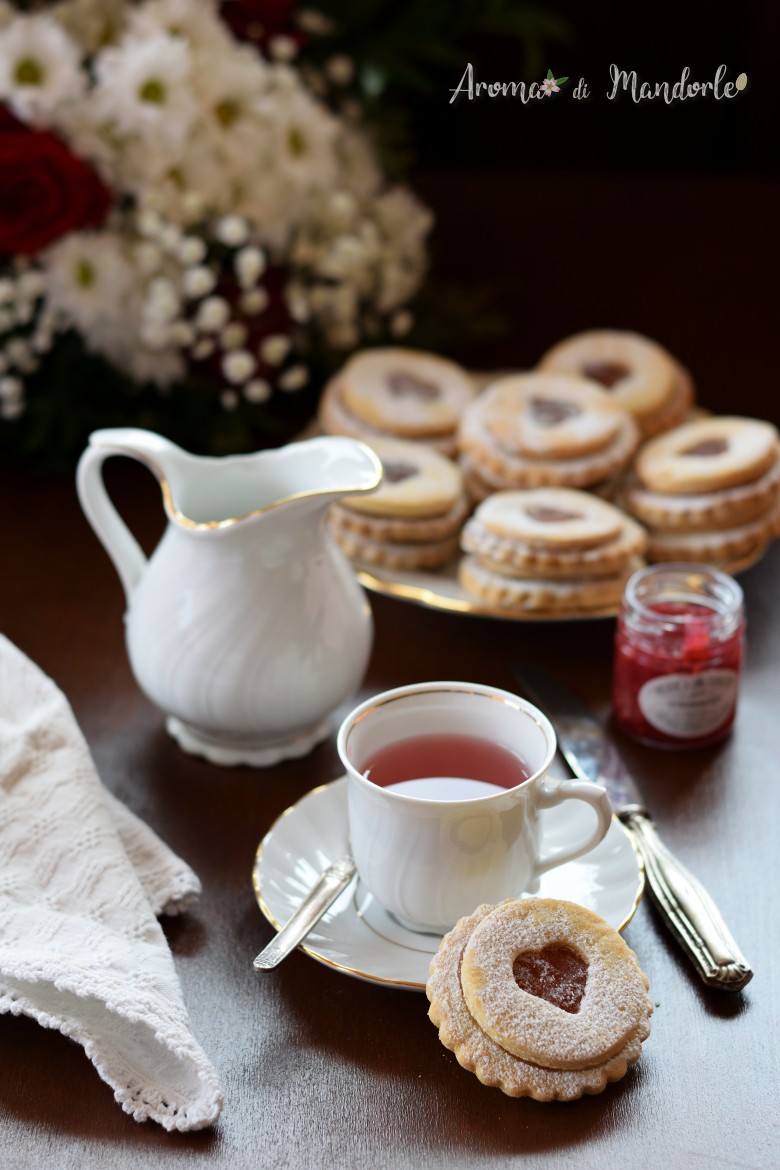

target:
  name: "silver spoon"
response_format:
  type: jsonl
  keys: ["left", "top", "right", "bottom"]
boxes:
{"left": 253, "top": 855, "right": 356, "bottom": 970}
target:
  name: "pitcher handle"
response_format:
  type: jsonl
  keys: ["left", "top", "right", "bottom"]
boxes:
{"left": 534, "top": 776, "right": 612, "bottom": 877}
{"left": 76, "top": 429, "right": 173, "bottom": 603}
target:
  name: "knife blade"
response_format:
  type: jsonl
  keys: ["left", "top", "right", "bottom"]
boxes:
{"left": 514, "top": 660, "right": 753, "bottom": 993}
{"left": 253, "top": 855, "right": 356, "bottom": 971}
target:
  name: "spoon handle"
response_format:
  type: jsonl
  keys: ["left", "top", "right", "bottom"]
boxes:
{"left": 253, "top": 855, "right": 356, "bottom": 970}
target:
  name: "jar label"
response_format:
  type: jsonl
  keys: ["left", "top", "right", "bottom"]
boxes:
{"left": 638, "top": 670, "right": 739, "bottom": 738}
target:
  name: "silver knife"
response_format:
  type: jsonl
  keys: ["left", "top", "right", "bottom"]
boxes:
{"left": 514, "top": 661, "right": 753, "bottom": 993}
{"left": 253, "top": 855, "right": 356, "bottom": 971}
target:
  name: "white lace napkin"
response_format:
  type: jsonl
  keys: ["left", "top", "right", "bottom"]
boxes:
{"left": 0, "top": 634, "right": 223, "bottom": 1131}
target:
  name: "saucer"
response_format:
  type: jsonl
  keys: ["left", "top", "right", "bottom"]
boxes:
{"left": 252, "top": 778, "right": 644, "bottom": 991}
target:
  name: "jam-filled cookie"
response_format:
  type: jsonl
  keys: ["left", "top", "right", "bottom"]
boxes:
{"left": 329, "top": 437, "right": 469, "bottom": 569}
{"left": 458, "top": 555, "right": 643, "bottom": 613}
{"left": 458, "top": 376, "right": 640, "bottom": 491}
{"left": 634, "top": 416, "right": 780, "bottom": 495}
{"left": 458, "top": 488, "right": 647, "bottom": 610}
{"left": 320, "top": 348, "right": 476, "bottom": 456}
{"left": 538, "top": 329, "right": 693, "bottom": 438}
{"left": 620, "top": 460, "right": 780, "bottom": 533}
{"left": 426, "top": 899, "right": 652, "bottom": 1100}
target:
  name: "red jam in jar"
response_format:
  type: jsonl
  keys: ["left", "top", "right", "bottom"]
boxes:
{"left": 613, "top": 563, "right": 745, "bottom": 749}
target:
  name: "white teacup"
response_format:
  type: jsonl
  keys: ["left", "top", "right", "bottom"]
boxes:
{"left": 337, "top": 681, "right": 612, "bottom": 933}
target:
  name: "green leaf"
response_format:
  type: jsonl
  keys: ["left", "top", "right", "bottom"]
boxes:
{"left": 557, "top": 76, "right": 569, "bottom": 84}
{"left": 547, "top": 68, "right": 554, "bottom": 79}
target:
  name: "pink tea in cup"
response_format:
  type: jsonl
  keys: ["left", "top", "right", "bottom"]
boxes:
{"left": 361, "top": 732, "right": 532, "bottom": 800}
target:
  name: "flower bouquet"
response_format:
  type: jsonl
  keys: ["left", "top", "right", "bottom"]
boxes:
{"left": 0, "top": 0, "right": 432, "bottom": 459}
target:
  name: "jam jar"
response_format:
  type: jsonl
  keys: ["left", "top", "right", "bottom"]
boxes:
{"left": 612, "top": 563, "right": 745, "bottom": 749}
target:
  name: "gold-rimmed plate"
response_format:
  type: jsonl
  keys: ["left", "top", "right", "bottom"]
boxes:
{"left": 252, "top": 778, "right": 645, "bottom": 990}
{"left": 354, "top": 542, "right": 769, "bottom": 623}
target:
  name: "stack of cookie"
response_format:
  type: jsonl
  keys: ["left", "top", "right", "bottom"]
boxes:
{"left": 458, "top": 373, "right": 640, "bottom": 502}
{"left": 427, "top": 898, "right": 653, "bottom": 1101}
{"left": 622, "top": 415, "right": 780, "bottom": 567}
{"left": 328, "top": 437, "right": 470, "bottom": 570}
{"left": 538, "top": 329, "right": 694, "bottom": 438}
{"left": 319, "top": 347, "right": 476, "bottom": 457}
{"left": 459, "top": 486, "right": 647, "bottom": 613}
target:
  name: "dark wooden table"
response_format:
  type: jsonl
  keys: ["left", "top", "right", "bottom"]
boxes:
{"left": 2, "top": 172, "right": 779, "bottom": 1169}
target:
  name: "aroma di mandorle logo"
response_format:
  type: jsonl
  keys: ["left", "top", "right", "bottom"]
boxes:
{"left": 450, "top": 63, "right": 748, "bottom": 106}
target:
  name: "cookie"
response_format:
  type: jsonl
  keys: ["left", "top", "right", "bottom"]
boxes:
{"left": 538, "top": 329, "right": 693, "bottom": 437}
{"left": 320, "top": 374, "right": 460, "bottom": 457}
{"left": 328, "top": 438, "right": 468, "bottom": 569}
{"left": 426, "top": 899, "right": 652, "bottom": 1100}
{"left": 460, "top": 488, "right": 646, "bottom": 588}
{"left": 458, "top": 555, "right": 643, "bottom": 613}
{"left": 320, "top": 347, "right": 475, "bottom": 452}
{"left": 634, "top": 416, "right": 780, "bottom": 495}
{"left": 458, "top": 383, "right": 640, "bottom": 490}
{"left": 645, "top": 496, "right": 780, "bottom": 563}
{"left": 466, "top": 487, "right": 626, "bottom": 550}
{"left": 621, "top": 460, "right": 780, "bottom": 533}
{"left": 337, "top": 438, "right": 465, "bottom": 520}
{"left": 481, "top": 374, "right": 626, "bottom": 459}
{"left": 331, "top": 528, "right": 461, "bottom": 570}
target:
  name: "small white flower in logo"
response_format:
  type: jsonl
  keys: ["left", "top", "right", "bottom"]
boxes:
{"left": 541, "top": 69, "right": 568, "bottom": 96}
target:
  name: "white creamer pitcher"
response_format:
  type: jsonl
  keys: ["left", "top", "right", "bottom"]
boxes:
{"left": 77, "top": 428, "right": 382, "bottom": 766}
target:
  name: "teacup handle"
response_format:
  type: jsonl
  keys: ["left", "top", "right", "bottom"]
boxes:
{"left": 534, "top": 776, "right": 612, "bottom": 876}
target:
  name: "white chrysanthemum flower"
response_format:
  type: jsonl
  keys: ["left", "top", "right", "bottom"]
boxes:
{"left": 53, "top": 0, "right": 127, "bottom": 54}
{"left": 42, "top": 231, "right": 137, "bottom": 339}
{"left": 0, "top": 14, "right": 85, "bottom": 124}
{"left": 127, "top": 0, "right": 230, "bottom": 52}
{"left": 93, "top": 33, "right": 195, "bottom": 145}
{"left": 264, "top": 83, "right": 339, "bottom": 188}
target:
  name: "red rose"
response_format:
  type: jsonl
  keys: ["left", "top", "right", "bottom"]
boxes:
{"left": 0, "top": 105, "right": 113, "bottom": 257}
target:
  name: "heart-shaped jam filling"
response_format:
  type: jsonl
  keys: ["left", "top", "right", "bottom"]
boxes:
{"left": 681, "top": 438, "right": 728, "bottom": 457}
{"left": 582, "top": 361, "right": 631, "bottom": 389}
{"left": 512, "top": 943, "right": 588, "bottom": 1014}
{"left": 530, "top": 396, "right": 581, "bottom": 426}
{"left": 386, "top": 371, "right": 441, "bottom": 400}
{"left": 382, "top": 459, "right": 418, "bottom": 484}
{"left": 524, "top": 505, "right": 582, "bottom": 524}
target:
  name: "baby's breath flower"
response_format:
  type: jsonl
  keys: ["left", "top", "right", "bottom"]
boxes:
{"left": 244, "top": 378, "right": 272, "bottom": 404}
{"left": 216, "top": 215, "right": 250, "bottom": 247}
{"left": 196, "top": 296, "right": 230, "bottom": 332}
{"left": 221, "top": 322, "right": 248, "bottom": 350}
{"left": 235, "top": 246, "right": 265, "bottom": 288}
{"left": 182, "top": 265, "right": 216, "bottom": 298}
{"left": 191, "top": 337, "right": 215, "bottom": 360}
{"left": 223, "top": 349, "right": 256, "bottom": 384}
{"left": 178, "top": 236, "right": 207, "bottom": 266}
{"left": 240, "top": 288, "right": 270, "bottom": 316}
{"left": 278, "top": 364, "right": 308, "bottom": 392}
{"left": 260, "top": 334, "right": 291, "bottom": 366}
